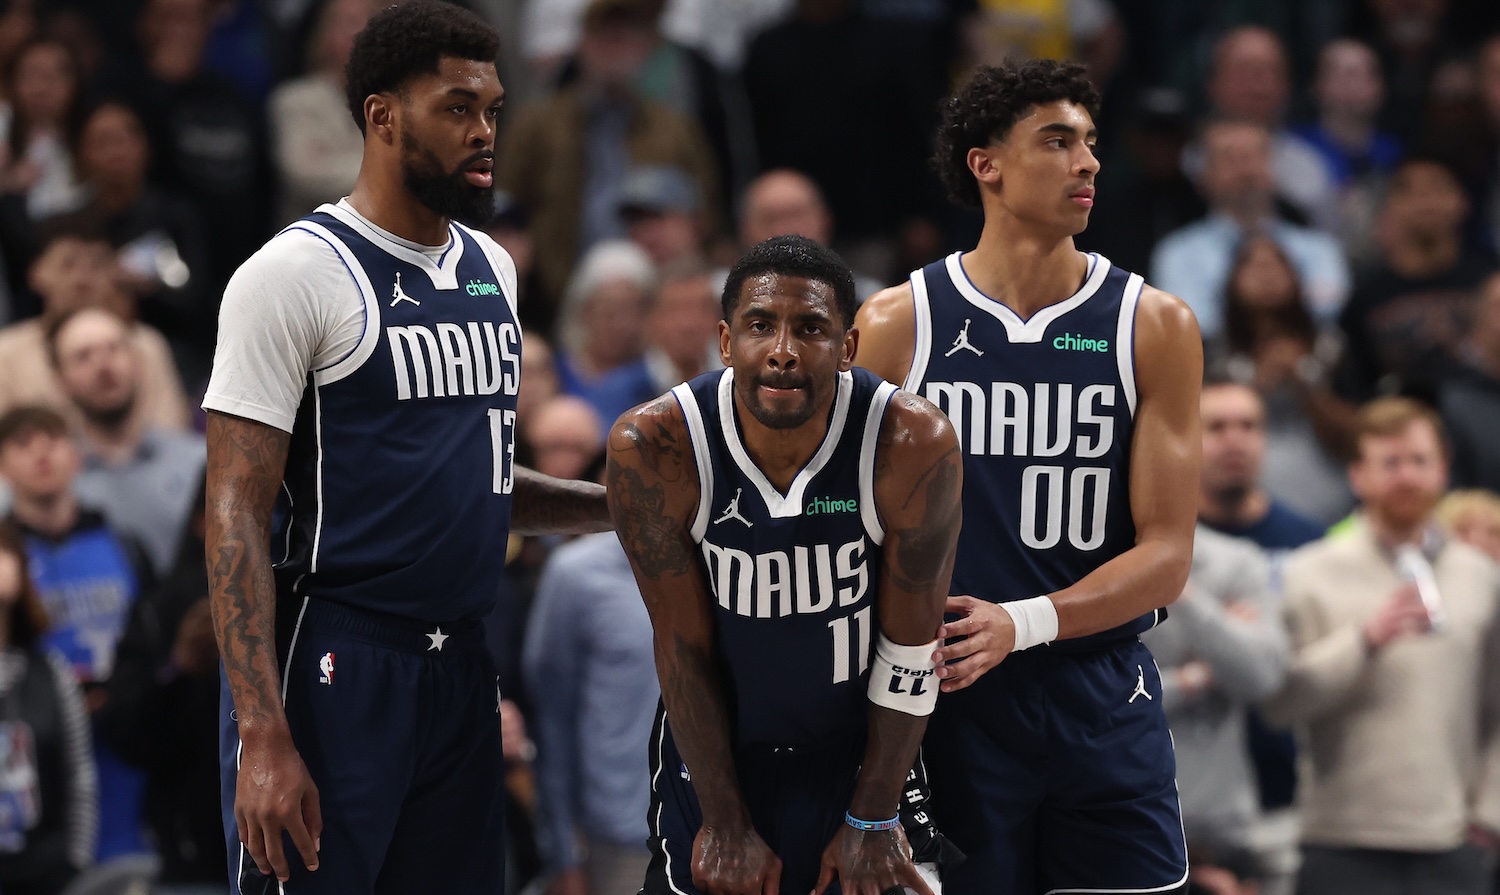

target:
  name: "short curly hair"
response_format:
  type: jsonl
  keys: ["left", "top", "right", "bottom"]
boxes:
{"left": 722, "top": 235, "right": 857, "bottom": 330}
{"left": 933, "top": 60, "right": 1102, "bottom": 207}
{"left": 345, "top": 1, "right": 501, "bottom": 135}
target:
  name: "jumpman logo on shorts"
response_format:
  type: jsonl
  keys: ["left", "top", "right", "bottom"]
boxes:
{"left": 390, "top": 271, "right": 420, "bottom": 307}
{"left": 945, "top": 318, "right": 983, "bottom": 357}
{"left": 1128, "top": 665, "right": 1152, "bottom": 704}
{"left": 714, "top": 488, "right": 752, "bottom": 528}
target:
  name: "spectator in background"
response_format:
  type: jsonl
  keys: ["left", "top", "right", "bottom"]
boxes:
{"left": 523, "top": 528, "right": 657, "bottom": 895}
{"left": 524, "top": 396, "right": 604, "bottom": 481}
{"left": 1140, "top": 525, "right": 1286, "bottom": 872}
{"left": 268, "top": 0, "right": 374, "bottom": 223}
{"left": 498, "top": 0, "right": 718, "bottom": 327}
{"left": 743, "top": 0, "right": 945, "bottom": 280}
{"left": 1436, "top": 489, "right": 1500, "bottom": 562}
{"left": 554, "top": 240, "right": 654, "bottom": 397}
{"left": 0, "top": 38, "right": 86, "bottom": 219}
{"left": 617, "top": 164, "right": 707, "bottom": 268}
{"left": 122, "top": 0, "right": 269, "bottom": 295}
{"left": 1360, "top": 0, "right": 1463, "bottom": 140}
{"left": 1478, "top": 34, "right": 1500, "bottom": 258}
{"left": 51, "top": 307, "right": 205, "bottom": 577}
{"left": 0, "top": 406, "right": 149, "bottom": 863}
{"left": 1293, "top": 38, "right": 1403, "bottom": 269}
{"left": 959, "top": 0, "right": 1123, "bottom": 86}
{"left": 0, "top": 223, "right": 189, "bottom": 433}
{"left": 1199, "top": 377, "right": 1328, "bottom": 556}
{"left": 64, "top": 101, "right": 210, "bottom": 383}
{"left": 737, "top": 169, "right": 885, "bottom": 298}
{"left": 1078, "top": 88, "right": 1206, "bottom": 277}
{"left": 1442, "top": 271, "right": 1500, "bottom": 492}
{"left": 97, "top": 480, "right": 226, "bottom": 890}
{"left": 1152, "top": 120, "right": 1350, "bottom": 340}
{"left": 518, "top": 331, "right": 562, "bottom": 427}
{"left": 1201, "top": 26, "right": 1336, "bottom": 229}
{"left": 1263, "top": 398, "right": 1500, "bottom": 895}
{"left": 1215, "top": 236, "right": 1358, "bottom": 524}
{"left": 0, "top": 522, "right": 96, "bottom": 895}
{"left": 1338, "top": 155, "right": 1496, "bottom": 403}
{"left": 587, "top": 259, "right": 720, "bottom": 426}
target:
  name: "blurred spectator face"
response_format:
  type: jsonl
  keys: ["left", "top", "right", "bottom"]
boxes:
{"left": 1200, "top": 383, "right": 1267, "bottom": 502}
{"left": 1479, "top": 37, "right": 1500, "bottom": 129}
{"left": 1369, "top": 0, "right": 1447, "bottom": 52}
{"left": 77, "top": 103, "right": 149, "bottom": 190}
{"left": 29, "top": 236, "right": 124, "bottom": 318}
{"left": 517, "top": 331, "right": 559, "bottom": 423}
{"left": 525, "top": 396, "right": 603, "bottom": 479}
{"left": 0, "top": 539, "right": 18, "bottom": 604}
{"left": 650, "top": 273, "right": 721, "bottom": 375}
{"left": 0, "top": 426, "right": 79, "bottom": 502}
{"left": 0, "top": 2, "right": 35, "bottom": 79}
{"left": 1201, "top": 122, "right": 1274, "bottom": 216}
{"left": 11, "top": 40, "right": 74, "bottom": 126}
{"left": 1446, "top": 503, "right": 1500, "bottom": 560}
{"left": 740, "top": 170, "right": 833, "bottom": 248}
{"left": 1350, "top": 419, "right": 1448, "bottom": 530}
{"left": 1229, "top": 237, "right": 1297, "bottom": 311}
{"left": 582, "top": 278, "right": 650, "bottom": 369}
{"left": 53, "top": 309, "right": 139, "bottom": 428}
{"left": 138, "top": 0, "right": 211, "bottom": 82}
{"left": 1475, "top": 274, "right": 1500, "bottom": 360}
{"left": 627, "top": 208, "right": 700, "bottom": 267}
{"left": 577, "top": 5, "right": 656, "bottom": 92}
{"left": 1315, "top": 39, "right": 1384, "bottom": 120}
{"left": 1382, "top": 160, "right": 1467, "bottom": 242}
{"left": 1209, "top": 27, "right": 1289, "bottom": 127}
{"left": 313, "top": 0, "right": 374, "bottom": 76}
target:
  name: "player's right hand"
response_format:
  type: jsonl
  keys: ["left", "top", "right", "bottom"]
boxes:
{"left": 236, "top": 728, "right": 322, "bottom": 882}
{"left": 692, "top": 821, "right": 783, "bottom": 895}
{"left": 933, "top": 595, "right": 1016, "bottom": 691}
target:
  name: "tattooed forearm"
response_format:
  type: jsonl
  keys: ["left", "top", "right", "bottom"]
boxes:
{"left": 205, "top": 413, "right": 291, "bottom": 740}
{"left": 511, "top": 467, "right": 611, "bottom": 535}
{"left": 887, "top": 446, "right": 962, "bottom": 593}
{"left": 607, "top": 464, "right": 693, "bottom": 580}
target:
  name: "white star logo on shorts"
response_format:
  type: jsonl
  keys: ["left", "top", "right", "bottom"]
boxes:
{"left": 427, "top": 627, "right": 449, "bottom": 651}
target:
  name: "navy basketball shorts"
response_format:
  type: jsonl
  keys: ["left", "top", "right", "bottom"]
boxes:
{"left": 218, "top": 598, "right": 505, "bottom": 895}
{"left": 923, "top": 638, "right": 1188, "bottom": 895}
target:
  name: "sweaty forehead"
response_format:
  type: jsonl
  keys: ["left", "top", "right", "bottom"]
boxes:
{"left": 738, "top": 273, "right": 836, "bottom": 317}
{"left": 405, "top": 57, "right": 503, "bottom": 99}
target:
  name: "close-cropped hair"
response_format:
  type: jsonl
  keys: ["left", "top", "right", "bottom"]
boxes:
{"left": 933, "top": 59, "right": 1101, "bottom": 207}
{"left": 721, "top": 235, "right": 856, "bottom": 329}
{"left": 344, "top": 0, "right": 501, "bottom": 134}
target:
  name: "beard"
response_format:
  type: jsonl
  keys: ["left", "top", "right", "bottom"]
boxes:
{"left": 81, "top": 392, "right": 135, "bottom": 431}
{"left": 740, "top": 373, "right": 822, "bottom": 430}
{"left": 399, "top": 130, "right": 494, "bottom": 227}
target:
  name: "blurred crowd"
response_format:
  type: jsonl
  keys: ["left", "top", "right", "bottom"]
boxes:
{"left": 0, "top": 0, "right": 1496, "bottom": 893}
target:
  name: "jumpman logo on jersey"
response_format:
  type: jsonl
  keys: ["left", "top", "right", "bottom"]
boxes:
{"left": 390, "top": 271, "right": 420, "bottom": 307}
{"left": 714, "top": 488, "right": 752, "bottom": 528}
{"left": 1128, "top": 665, "right": 1152, "bottom": 704}
{"left": 945, "top": 318, "right": 983, "bottom": 357}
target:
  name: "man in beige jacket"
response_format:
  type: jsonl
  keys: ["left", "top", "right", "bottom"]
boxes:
{"left": 1263, "top": 397, "right": 1500, "bottom": 895}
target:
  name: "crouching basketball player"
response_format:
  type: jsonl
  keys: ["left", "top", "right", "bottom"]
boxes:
{"left": 606, "top": 236, "right": 963, "bottom": 895}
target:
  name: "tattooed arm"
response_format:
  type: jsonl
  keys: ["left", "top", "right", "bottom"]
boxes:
{"left": 814, "top": 394, "right": 962, "bottom": 895}
{"left": 606, "top": 397, "right": 780, "bottom": 895}
{"left": 511, "top": 466, "right": 611, "bottom": 535}
{"left": 205, "top": 411, "right": 321, "bottom": 883}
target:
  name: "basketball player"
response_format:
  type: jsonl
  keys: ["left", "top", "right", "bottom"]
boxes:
{"left": 607, "top": 235, "right": 964, "bottom": 895}
{"left": 203, "top": 5, "right": 609, "bottom": 894}
{"left": 856, "top": 60, "right": 1203, "bottom": 893}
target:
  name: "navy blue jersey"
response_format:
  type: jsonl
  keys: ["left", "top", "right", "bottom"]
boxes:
{"left": 271, "top": 207, "right": 521, "bottom": 623}
{"left": 905, "top": 252, "right": 1160, "bottom": 648}
{"left": 673, "top": 366, "right": 898, "bottom": 748}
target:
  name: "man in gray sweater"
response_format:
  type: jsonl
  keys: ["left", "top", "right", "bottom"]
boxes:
{"left": 1143, "top": 525, "right": 1287, "bottom": 861}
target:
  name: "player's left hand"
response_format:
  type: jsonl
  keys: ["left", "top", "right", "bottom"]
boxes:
{"left": 932, "top": 595, "right": 1015, "bottom": 692}
{"left": 811, "top": 824, "right": 935, "bottom": 895}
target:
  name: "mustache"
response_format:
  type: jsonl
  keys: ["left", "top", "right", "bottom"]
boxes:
{"left": 454, "top": 150, "right": 495, "bottom": 173}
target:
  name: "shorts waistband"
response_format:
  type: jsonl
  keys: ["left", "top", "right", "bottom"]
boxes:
{"left": 297, "top": 598, "right": 487, "bottom": 656}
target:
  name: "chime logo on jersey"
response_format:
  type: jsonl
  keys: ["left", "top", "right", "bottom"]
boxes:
{"left": 387, "top": 319, "right": 521, "bottom": 400}
{"left": 701, "top": 537, "right": 869, "bottom": 618}
{"left": 319, "top": 652, "right": 335, "bottom": 685}
{"left": 465, "top": 279, "right": 501, "bottom": 297}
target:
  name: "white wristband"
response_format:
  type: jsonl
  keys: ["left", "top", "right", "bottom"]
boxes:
{"left": 998, "top": 596, "right": 1058, "bottom": 651}
{"left": 867, "top": 633, "right": 939, "bottom": 716}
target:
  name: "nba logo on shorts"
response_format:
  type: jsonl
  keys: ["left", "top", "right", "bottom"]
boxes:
{"left": 319, "top": 652, "right": 335, "bottom": 685}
